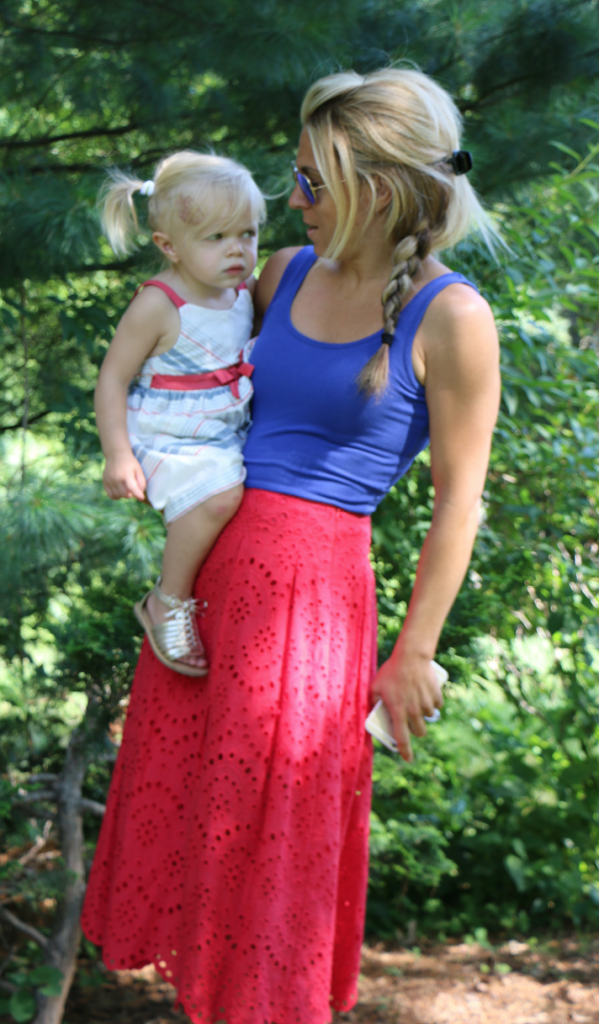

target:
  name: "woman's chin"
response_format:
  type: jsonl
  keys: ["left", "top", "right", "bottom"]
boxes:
{"left": 307, "top": 231, "right": 325, "bottom": 255}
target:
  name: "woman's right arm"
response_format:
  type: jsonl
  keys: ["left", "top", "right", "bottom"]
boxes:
{"left": 95, "top": 288, "right": 176, "bottom": 501}
{"left": 253, "top": 247, "right": 302, "bottom": 333}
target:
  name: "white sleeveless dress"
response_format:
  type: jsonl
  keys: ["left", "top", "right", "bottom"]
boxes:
{"left": 126, "top": 283, "right": 254, "bottom": 522}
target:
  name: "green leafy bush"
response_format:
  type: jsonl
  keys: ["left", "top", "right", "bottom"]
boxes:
{"left": 369, "top": 135, "right": 599, "bottom": 938}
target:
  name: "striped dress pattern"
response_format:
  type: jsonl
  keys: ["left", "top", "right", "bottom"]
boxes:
{"left": 127, "top": 287, "right": 254, "bottom": 522}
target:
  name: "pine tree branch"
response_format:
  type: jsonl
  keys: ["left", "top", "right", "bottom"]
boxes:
{"left": 0, "top": 122, "right": 143, "bottom": 151}
{"left": 0, "top": 411, "right": 51, "bottom": 433}
{"left": 4, "top": 53, "right": 85, "bottom": 152}
{"left": 5, "top": 149, "right": 169, "bottom": 173}
{"left": 0, "top": 6, "right": 171, "bottom": 46}
{"left": 17, "top": 821, "right": 53, "bottom": 868}
{"left": 23, "top": 808, "right": 58, "bottom": 820}
{"left": 78, "top": 799, "right": 106, "bottom": 817}
{"left": 0, "top": 907, "right": 49, "bottom": 949}
{"left": 6, "top": 163, "right": 107, "bottom": 175}
{"left": 0, "top": 19, "right": 141, "bottom": 47}
{"left": 14, "top": 790, "right": 56, "bottom": 804}
{"left": 464, "top": 45, "right": 599, "bottom": 112}
{"left": 68, "top": 257, "right": 140, "bottom": 274}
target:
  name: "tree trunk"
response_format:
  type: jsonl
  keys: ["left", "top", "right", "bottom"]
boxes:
{"left": 20, "top": 284, "right": 28, "bottom": 486}
{"left": 33, "top": 729, "right": 87, "bottom": 1024}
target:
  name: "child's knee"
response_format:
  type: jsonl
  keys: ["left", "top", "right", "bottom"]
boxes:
{"left": 204, "top": 484, "right": 244, "bottom": 523}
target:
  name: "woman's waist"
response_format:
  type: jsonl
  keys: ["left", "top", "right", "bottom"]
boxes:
{"left": 238, "top": 487, "right": 372, "bottom": 548}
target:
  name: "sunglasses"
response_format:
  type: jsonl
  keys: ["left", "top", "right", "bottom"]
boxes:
{"left": 291, "top": 163, "right": 327, "bottom": 205}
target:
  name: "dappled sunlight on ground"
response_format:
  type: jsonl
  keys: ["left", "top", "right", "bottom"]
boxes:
{"left": 63, "top": 938, "right": 599, "bottom": 1023}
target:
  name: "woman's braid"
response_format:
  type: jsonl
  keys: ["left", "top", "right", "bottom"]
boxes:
{"left": 382, "top": 235, "right": 419, "bottom": 335}
{"left": 358, "top": 222, "right": 433, "bottom": 398}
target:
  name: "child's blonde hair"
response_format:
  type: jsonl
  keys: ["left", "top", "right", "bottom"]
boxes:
{"left": 100, "top": 150, "right": 266, "bottom": 256}
{"left": 300, "top": 67, "right": 497, "bottom": 396}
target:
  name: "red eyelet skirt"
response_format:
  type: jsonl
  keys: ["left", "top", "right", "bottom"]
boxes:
{"left": 81, "top": 488, "right": 377, "bottom": 1024}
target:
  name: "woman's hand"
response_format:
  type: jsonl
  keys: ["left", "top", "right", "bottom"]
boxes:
{"left": 103, "top": 452, "right": 147, "bottom": 501}
{"left": 371, "top": 645, "right": 443, "bottom": 762}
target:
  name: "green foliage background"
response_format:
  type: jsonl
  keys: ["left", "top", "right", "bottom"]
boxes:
{"left": 2, "top": 1, "right": 599, "bottom": 996}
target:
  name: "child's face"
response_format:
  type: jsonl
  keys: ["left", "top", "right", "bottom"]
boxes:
{"left": 153, "top": 210, "right": 259, "bottom": 291}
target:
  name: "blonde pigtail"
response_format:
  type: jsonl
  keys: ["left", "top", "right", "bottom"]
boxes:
{"left": 98, "top": 152, "right": 266, "bottom": 260}
{"left": 99, "top": 169, "right": 148, "bottom": 256}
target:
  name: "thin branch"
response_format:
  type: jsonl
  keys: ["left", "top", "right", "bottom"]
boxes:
{"left": 11, "top": 799, "right": 57, "bottom": 820}
{"left": 463, "top": 46, "right": 599, "bottom": 112}
{"left": 18, "top": 820, "right": 53, "bottom": 866}
{"left": 0, "top": 410, "right": 51, "bottom": 433}
{"left": 0, "top": 122, "right": 143, "bottom": 151}
{"left": 0, "top": 907, "right": 49, "bottom": 949}
{"left": 14, "top": 790, "right": 56, "bottom": 804}
{"left": 26, "top": 774, "right": 59, "bottom": 784}
{"left": 78, "top": 799, "right": 106, "bottom": 817}
{"left": 0, "top": 10, "right": 147, "bottom": 46}
{"left": 0, "top": 978, "right": 17, "bottom": 994}
{"left": 4, "top": 162, "right": 106, "bottom": 176}
{"left": 1, "top": 52, "right": 85, "bottom": 154}
{"left": 0, "top": 946, "right": 16, "bottom": 979}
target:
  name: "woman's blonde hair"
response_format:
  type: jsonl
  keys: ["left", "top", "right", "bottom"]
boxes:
{"left": 100, "top": 150, "right": 266, "bottom": 257}
{"left": 300, "top": 67, "right": 495, "bottom": 396}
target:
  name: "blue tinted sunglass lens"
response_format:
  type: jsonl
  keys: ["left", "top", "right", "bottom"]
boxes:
{"left": 296, "top": 171, "right": 316, "bottom": 204}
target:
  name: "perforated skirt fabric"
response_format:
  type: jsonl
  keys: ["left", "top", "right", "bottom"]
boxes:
{"left": 81, "top": 488, "right": 377, "bottom": 1024}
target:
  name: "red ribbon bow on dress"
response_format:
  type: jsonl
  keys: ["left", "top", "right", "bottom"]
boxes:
{"left": 150, "top": 352, "right": 254, "bottom": 400}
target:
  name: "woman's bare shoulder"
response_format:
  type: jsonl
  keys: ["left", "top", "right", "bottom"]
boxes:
{"left": 422, "top": 282, "right": 498, "bottom": 385}
{"left": 427, "top": 281, "right": 496, "bottom": 344}
{"left": 254, "top": 247, "right": 304, "bottom": 319}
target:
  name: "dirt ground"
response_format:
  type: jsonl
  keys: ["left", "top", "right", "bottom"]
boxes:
{"left": 63, "top": 937, "right": 599, "bottom": 1024}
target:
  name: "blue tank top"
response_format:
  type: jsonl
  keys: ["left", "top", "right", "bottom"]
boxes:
{"left": 244, "top": 246, "right": 477, "bottom": 515}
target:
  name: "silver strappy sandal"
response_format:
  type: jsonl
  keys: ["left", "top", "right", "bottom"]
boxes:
{"left": 134, "top": 579, "right": 208, "bottom": 678}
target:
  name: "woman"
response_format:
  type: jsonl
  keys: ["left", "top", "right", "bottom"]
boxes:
{"left": 81, "top": 67, "right": 500, "bottom": 1024}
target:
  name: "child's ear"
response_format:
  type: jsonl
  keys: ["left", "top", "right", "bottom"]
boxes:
{"left": 152, "top": 231, "right": 180, "bottom": 264}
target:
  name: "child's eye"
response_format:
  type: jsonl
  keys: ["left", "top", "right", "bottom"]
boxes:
{"left": 242, "top": 229, "right": 257, "bottom": 238}
{"left": 206, "top": 232, "right": 223, "bottom": 241}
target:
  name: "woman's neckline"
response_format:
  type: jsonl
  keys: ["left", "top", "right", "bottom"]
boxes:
{"left": 287, "top": 248, "right": 459, "bottom": 348}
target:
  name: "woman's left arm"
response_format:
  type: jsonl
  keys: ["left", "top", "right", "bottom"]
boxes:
{"left": 372, "top": 284, "right": 500, "bottom": 761}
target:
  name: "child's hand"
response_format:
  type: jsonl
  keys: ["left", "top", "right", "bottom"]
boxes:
{"left": 103, "top": 453, "right": 147, "bottom": 501}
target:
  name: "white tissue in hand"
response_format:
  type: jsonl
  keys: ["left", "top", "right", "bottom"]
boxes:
{"left": 364, "top": 661, "right": 448, "bottom": 752}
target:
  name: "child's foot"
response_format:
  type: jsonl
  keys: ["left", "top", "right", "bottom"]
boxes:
{"left": 147, "top": 588, "right": 208, "bottom": 671}
{"left": 134, "top": 581, "right": 208, "bottom": 677}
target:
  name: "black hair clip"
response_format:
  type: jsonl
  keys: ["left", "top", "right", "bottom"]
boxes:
{"left": 449, "top": 150, "right": 473, "bottom": 175}
{"left": 381, "top": 332, "right": 393, "bottom": 346}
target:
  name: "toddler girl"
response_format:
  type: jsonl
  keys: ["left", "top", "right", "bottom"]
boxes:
{"left": 95, "top": 151, "right": 265, "bottom": 677}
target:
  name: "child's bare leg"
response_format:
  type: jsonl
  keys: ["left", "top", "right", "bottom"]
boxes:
{"left": 147, "top": 484, "right": 243, "bottom": 667}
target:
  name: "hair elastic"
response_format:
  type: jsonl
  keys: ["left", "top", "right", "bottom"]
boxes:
{"left": 139, "top": 180, "right": 155, "bottom": 196}
{"left": 381, "top": 332, "right": 394, "bottom": 346}
{"left": 448, "top": 151, "right": 473, "bottom": 175}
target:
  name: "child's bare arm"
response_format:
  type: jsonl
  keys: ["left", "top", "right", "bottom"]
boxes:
{"left": 95, "top": 288, "right": 179, "bottom": 500}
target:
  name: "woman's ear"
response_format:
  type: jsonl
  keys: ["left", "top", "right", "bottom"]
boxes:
{"left": 373, "top": 176, "right": 392, "bottom": 213}
{"left": 152, "top": 231, "right": 180, "bottom": 264}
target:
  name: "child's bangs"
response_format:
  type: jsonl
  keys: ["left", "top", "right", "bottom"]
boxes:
{"left": 177, "top": 174, "right": 265, "bottom": 238}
